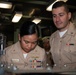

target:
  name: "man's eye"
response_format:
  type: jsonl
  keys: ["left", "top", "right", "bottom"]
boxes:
{"left": 25, "top": 41, "right": 29, "bottom": 44}
{"left": 59, "top": 14, "right": 64, "bottom": 16}
{"left": 59, "top": 13, "right": 64, "bottom": 16}
{"left": 32, "top": 41, "right": 37, "bottom": 44}
{"left": 24, "top": 40, "right": 37, "bottom": 44}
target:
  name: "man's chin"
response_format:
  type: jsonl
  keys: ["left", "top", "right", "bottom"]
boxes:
{"left": 25, "top": 50, "right": 30, "bottom": 53}
{"left": 25, "top": 49, "right": 33, "bottom": 53}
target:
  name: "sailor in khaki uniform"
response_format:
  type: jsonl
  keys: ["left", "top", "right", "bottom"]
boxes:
{"left": 0, "top": 21, "right": 46, "bottom": 72}
{"left": 50, "top": 1, "right": 76, "bottom": 73}
{"left": 0, "top": 41, "right": 46, "bottom": 70}
{"left": 50, "top": 22, "right": 76, "bottom": 72}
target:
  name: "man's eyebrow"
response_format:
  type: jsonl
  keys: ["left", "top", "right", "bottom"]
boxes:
{"left": 24, "top": 40, "right": 37, "bottom": 42}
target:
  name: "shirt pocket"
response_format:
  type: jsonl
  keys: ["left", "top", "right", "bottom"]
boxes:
{"left": 69, "top": 43, "right": 76, "bottom": 53}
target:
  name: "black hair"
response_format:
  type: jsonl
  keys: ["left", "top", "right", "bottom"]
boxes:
{"left": 52, "top": 1, "right": 69, "bottom": 13}
{"left": 19, "top": 21, "right": 39, "bottom": 37}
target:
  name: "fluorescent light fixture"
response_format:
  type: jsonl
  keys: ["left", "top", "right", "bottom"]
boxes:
{"left": 0, "top": 2, "right": 12, "bottom": 9}
{"left": 46, "top": 0, "right": 60, "bottom": 11}
{"left": 32, "top": 18, "right": 41, "bottom": 24}
{"left": 46, "top": 0, "right": 68, "bottom": 11}
{"left": 61, "top": 0, "right": 68, "bottom": 2}
{"left": 12, "top": 12, "right": 23, "bottom": 23}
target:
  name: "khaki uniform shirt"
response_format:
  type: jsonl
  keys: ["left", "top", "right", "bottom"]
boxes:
{"left": 0, "top": 41, "right": 46, "bottom": 70}
{"left": 50, "top": 22, "right": 76, "bottom": 72}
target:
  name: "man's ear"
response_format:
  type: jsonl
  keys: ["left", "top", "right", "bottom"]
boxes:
{"left": 68, "top": 12, "right": 71, "bottom": 20}
{"left": 18, "top": 34, "right": 20, "bottom": 40}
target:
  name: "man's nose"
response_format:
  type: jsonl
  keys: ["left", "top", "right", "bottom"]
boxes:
{"left": 28, "top": 43, "right": 32, "bottom": 48}
{"left": 56, "top": 16, "right": 60, "bottom": 21}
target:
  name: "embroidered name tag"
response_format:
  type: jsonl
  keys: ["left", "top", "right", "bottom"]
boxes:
{"left": 12, "top": 59, "right": 19, "bottom": 62}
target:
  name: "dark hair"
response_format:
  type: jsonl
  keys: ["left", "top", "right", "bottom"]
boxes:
{"left": 52, "top": 1, "right": 69, "bottom": 13}
{"left": 19, "top": 21, "right": 39, "bottom": 37}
